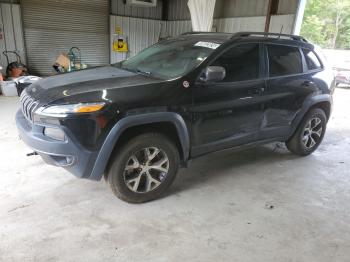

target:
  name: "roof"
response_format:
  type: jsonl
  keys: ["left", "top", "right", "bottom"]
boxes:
{"left": 179, "top": 32, "right": 233, "bottom": 43}
{"left": 180, "top": 31, "right": 314, "bottom": 48}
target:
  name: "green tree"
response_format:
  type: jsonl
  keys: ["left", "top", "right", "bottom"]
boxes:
{"left": 301, "top": 0, "right": 350, "bottom": 49}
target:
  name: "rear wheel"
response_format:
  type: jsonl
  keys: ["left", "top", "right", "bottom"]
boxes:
{"left": 286, "top": 108, "right": 327, "bottom": 156}
{"left": 107, "top": 132, "right": 179, "bottom": 203}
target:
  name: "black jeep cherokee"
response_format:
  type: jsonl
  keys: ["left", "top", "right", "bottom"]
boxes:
{"left": 16, "top": 32, "right": 335, "bottom": 203}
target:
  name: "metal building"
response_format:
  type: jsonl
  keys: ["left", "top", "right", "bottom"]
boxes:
{"left": 0, "top": 0, "right": 306, "bottom": 75}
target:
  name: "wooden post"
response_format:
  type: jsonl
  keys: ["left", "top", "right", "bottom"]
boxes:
{"left": 265, "top": 0, "right": 272, "bottom": 33}
{"left": 265, "top": 0, "right": 279, "bottom": 33}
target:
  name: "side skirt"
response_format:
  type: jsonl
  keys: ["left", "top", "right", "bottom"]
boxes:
{"left": 190, "top": 137, "right": 287, "bottom": 160}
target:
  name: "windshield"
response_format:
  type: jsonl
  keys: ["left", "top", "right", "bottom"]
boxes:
{"left": 120, "top": 38, "right": 222, "bottom": 80}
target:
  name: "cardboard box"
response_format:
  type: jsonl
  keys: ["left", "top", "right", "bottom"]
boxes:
{"left": 55, "top": 54, "right": 70, "bottom": 70}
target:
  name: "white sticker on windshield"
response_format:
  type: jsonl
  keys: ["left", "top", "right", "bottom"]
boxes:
{"left": 195, "top": 41, "right": 220, "bottom": 49}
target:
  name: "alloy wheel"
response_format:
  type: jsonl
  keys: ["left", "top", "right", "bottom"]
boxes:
{"left": 302, "top": 117, "right": 323, "bottom": 149}
{"left": 123, "top": 147, "right": 169, "bottom": 193}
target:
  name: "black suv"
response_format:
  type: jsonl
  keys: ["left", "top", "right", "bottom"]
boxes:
{"left": 16, "top": 32, "right": 335, "bottom": 203}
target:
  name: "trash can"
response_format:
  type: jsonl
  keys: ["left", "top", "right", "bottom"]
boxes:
{"left": 0, "top": 80, "right": 18, "bottom": 96}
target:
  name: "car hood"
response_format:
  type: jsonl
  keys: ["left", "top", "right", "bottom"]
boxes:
{"left": 26, "top": 66, "right": 164, "bottom": 104}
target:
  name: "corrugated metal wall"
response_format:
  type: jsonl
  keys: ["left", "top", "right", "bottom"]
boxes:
{"left": 215, "top": 0, "right": 269, "bottom": 18}
{"left": 110, "top": 13, "right": 295, "bottom": 63}
{"left": 167, "top": 0, "right": 190, "bottom": 21}
{"left": 110, "top": 15, "right": 163, "bottom": 63}
{"left": 166, "top": 20, "right": 192, "bottom": 37}
{"left": 111, "top": 0, "right": 163, "bottom": 20}
{"left": 0, "top": 3, "right": 25, "bottom": 75}
{"left": 0, "top": 0, "right": 20, "bottom": 3}
{"left": 167, "top": 0, "right": 299, "bottom": 20}
{"left": 166, "top": 15, "right": 295, "bottom": 36}
{"left": 270, "top": 15, "right": 295, "bottom": 33}
{"left": 110, "top": 15, "right": 191, "bottom": 63}
{"left": 278, "top": 0, "right": 299, "bottom": 15}
{"left": 215, "top": 15, "right": 295, "bottom": 33}
{"left": 214, "top": 16, "right": 265, "bottom": 32}
{"left": 21, "top": 0, "right": 109, "bottom": 76}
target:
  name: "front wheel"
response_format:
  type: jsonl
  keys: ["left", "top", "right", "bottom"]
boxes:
{"left": 107, "top": 132, "right": 180, "bottom": 203}
{"left": 286, "top": 108, "right": 327, "bottom": 156}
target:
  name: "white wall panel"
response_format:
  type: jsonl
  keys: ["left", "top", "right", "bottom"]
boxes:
{"left": 0, "top": 3, "right": 25, "bottom": 74}
{"left": 167, "top": 0, "right": 299, "bottom": 20}
{"left": 110, "top": 14, "right": 296, "bottom": 63}
{"left": 214, "top": 15, "right": 295, "bottom": 34}
{"left": 0, "top": 0, "right": 19, "bottom": 2}
{"left": 270, "top": 14, "right": 295, "bottom": 34}
{"left": 216, "top": 0, "right": 268, "bottom": 18}
{"left": 110, "top": 15, "right": 162, "bottom": 63}
{"left": 167, "top": 0, "right": 191, "bottom": 20}
{"left": 166, "top": 20, "right": 192, "bottom": 37}
{"left": 214, "top": 16, "right": 265, "bottom": 32}
{"left": 164, "top": 15, "right": 295, "bottom": 36}
{"left": 278, "top": 0, "right": 298, "bottom": 15}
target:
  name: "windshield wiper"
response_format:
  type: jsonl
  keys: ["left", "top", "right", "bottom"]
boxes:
{"left": 135, "top": 69, "right": 152, "bottom": 77}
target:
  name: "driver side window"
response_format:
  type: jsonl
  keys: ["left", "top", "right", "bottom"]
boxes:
{"left": 211, "top": 44, "right": 260, "bottom": 82}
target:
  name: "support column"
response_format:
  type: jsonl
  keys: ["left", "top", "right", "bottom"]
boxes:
{"left": 265, "top": 0, "right": 279, "bottom": 33}
{"left": 293, "top": 0, "right": 307, "bottom": 35}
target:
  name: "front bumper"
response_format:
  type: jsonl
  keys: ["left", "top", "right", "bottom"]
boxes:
{"left": 15, "top": 110, "right": 98, "bottom": 179}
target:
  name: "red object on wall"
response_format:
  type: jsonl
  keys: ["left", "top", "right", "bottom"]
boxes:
{"left": 0, "top": 29, "right": 3, "bottom": 40}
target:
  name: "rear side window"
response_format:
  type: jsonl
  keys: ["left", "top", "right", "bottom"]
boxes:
{"left": 302, "top": 49, "right": 322, "bottom": 71}
{"left": 267, "top": 45, "right": 303, "bottom": 77}
{"left": 211, "top": 44, "right": 260, "bottom": 82}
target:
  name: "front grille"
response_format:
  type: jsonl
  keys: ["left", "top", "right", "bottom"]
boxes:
{"left": 20, "top": 91, "right": 38, "bottom": 122}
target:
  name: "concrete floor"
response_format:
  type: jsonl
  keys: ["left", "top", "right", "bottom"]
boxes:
{"left": 0, "top": 89, "right": 350, "bottom": 262}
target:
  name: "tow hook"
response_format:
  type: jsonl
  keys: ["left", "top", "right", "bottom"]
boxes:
{"left": 26, "top": 152, "right": 38, "bottom": 157}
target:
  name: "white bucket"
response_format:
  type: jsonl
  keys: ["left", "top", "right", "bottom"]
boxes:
{"left": 0, "top": 80, "right": 18, "bottom": 96}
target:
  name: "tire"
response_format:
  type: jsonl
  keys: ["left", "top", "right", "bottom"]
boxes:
{"left": 107, "top": 132, "right": 180, "bottom": 203}
{"left": 286, "top": 108, "right": 327, "bottom": 156}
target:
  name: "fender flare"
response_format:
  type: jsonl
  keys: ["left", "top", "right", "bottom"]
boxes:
{"left": 290, "top": 94, "right": 333, "bottom": 136}
{"left": 88, "top": 112, "right": 190, "bottom": 180}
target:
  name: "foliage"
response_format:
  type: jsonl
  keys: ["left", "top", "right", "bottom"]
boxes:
{"left": 301, "top": 0, "right": 350, "bottom": 49}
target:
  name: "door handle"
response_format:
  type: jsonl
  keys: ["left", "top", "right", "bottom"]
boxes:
{"left": 249, "top": 87, "right": 265, "bottom": 95}
{"left": 302, "top": 81, "right": 315, "bottom": 87}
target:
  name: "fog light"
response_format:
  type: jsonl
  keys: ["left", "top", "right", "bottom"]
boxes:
{"left": 44, "top": 127, "right": 65, "bottom": 141}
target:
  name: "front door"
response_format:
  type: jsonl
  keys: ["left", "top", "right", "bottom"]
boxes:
{"left": 190, "top": 43, "right": 266, "bottom": 157}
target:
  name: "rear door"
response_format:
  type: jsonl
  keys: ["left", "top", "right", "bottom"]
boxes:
{"left": 190, "top": 43, "right": 266, "bottom": 156}
{"left": 262, "top": 44, "right": 315, "bottom": 139}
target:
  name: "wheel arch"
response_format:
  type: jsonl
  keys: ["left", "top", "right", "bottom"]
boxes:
{"left": 310, "top": 101, "right": 331, "bottom": 120}
{"left": 289, "top": 94, "right": 332, "bottom": 138}
{"left": 88, "top": 112, "right": 190, "bottom": 181}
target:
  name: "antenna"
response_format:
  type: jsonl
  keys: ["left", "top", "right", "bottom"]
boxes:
{"left": 279, "top": 26, "right": 284, "bottom": 37}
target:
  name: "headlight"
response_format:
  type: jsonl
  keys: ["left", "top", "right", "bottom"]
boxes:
{"left": 37, "top": 102, "right": 105, "bottom": 117}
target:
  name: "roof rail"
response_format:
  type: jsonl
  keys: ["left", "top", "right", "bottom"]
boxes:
{"left": 233, "top": 32, "right": 308, "bottom": 43}
{"left": 181, "top": 31, "right": 229, "bottom": 35}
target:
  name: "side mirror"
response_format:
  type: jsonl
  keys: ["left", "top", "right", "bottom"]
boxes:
{"left": 200, "top": 66, "right": 226, "bottom": 83}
